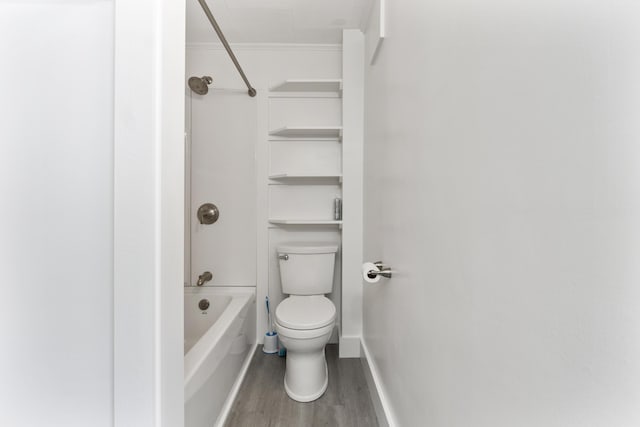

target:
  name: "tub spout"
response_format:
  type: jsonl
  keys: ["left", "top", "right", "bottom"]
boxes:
{"left": 197, "top": 271, "right": 213, "bottom": 286}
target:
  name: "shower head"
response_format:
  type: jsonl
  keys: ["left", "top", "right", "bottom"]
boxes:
{"left": 188, "top": 76, "right": 213, "bottom": 95}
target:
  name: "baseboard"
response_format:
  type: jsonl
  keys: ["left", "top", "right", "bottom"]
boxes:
{"left": 339, "top": 335, "right": 362, "bottom": 357}
{"left": 360, "top": 339, "right": 398, "bottom": 427}
{"left": 214, "top": 343, "right": 257, "bottom": 427}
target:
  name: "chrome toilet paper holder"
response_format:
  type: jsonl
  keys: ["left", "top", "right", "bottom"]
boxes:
{"left": 367, "top": 261, "right": 393, "bottom": 279}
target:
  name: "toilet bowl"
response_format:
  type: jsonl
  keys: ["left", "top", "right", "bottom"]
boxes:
{"left": 275, "top": 295, "right": 336, "bottom": 402}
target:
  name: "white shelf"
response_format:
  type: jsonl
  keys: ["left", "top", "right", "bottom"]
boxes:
{"left": 269, "top": 79, "right": 342, "bottom": 93}
{"left": 269, "top": 126, "right": 342, "bottom": 138}
{"left": 269, "top": 219, "right": 343, "bottom": 226}
{"left": 269, "top": 173, "right": 342, "bottom": 181}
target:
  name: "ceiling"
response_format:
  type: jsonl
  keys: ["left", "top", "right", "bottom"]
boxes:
{"left": 186, "top": 0, "right": 373, "bottom": 44}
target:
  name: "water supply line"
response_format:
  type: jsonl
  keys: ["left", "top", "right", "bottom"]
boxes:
{"left": 196, "top": 0, "right": 257, "bottom": 97}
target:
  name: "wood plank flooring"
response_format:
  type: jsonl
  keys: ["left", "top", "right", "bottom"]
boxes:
{"left": 225, "top": 344, "right": 379, "bottom": 427}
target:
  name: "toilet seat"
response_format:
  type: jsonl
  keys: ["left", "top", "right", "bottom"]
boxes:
{"left": 275, "top": 295, "right": 336, "bottom": 330}
{"left": 275, "top": 322, "right": 335, "bottom": 340}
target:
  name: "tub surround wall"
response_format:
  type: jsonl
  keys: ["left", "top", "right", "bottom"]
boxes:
{"left": 187, "top": 85, "right": 257, "bottom": 287}
{"left": 362, "top": 1, "right": 640, "bottom": 426}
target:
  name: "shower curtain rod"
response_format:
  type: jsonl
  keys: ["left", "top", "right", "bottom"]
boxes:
{"left": 197, "top": 0, "right": 257, "bottom": 97}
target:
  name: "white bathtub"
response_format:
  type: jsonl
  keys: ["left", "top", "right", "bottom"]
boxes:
{"left": 184, "top": 286, "right": 256, "bottom": 427}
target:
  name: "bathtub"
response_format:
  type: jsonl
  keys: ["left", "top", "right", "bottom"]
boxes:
{"left": 184, "top": 286, "right": 256, "bottom": 427}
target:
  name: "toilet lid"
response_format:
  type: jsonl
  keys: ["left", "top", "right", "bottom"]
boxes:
{"left": 275, "top": 296, "right": 336, "bottom": 330}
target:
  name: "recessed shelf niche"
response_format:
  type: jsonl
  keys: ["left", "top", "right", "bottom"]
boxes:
{"left": 266, "top": 78, "right": 344, "bottom": 261}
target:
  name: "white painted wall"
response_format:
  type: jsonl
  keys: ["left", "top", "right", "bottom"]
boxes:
{"left": 0, "top": 2, "right": 114, "bottom": 425}
{"left": 0, "top": 1, "right": 185, "bottom": 426}
{"left": 363, "top": 1, "right": 640, "bottom": 426}
{"left": 185, "top": 44, "right": 342, "bottom": 340}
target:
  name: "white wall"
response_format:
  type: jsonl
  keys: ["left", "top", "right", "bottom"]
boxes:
{"left": 363, "top": 1, "right": 640, "bottom": 426}
{"left": 185, "top": 44, "right": 342, "bottom": 340}
{"left": 0, "top": 2, "right": 114, "bottom": 425}
{"left": 0, "top": 1, "right": 185, "bottom": 426}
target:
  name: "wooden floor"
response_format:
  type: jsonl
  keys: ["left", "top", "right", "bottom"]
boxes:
{"left": 225, "top": 344, "right": 379, "bottom": 427}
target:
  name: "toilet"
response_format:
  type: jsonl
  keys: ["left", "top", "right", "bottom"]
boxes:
{"left": 274, "top": 242, "right": 338, "bottom": 402}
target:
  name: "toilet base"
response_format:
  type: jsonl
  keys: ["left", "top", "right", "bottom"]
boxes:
{"left": 275, "top": 320, "right": 335, "bottom": 403}
{"left": 284, "top": 361, "right": 328, "bottom": 402}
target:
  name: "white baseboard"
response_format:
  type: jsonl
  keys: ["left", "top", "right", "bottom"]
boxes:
{"left": 360, "top": 339, "right": 398, "bottom": 427}
{"left": 339, "top": 335, "right": 362, "bottom": 358}
{"left": 214, "top": 343, "right": 257, "bottom": 427}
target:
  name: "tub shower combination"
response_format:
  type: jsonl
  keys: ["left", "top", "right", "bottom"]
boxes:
{"left": 184, "top": 286, "right": 256, "bottom": 427}
{"left": 184, "top": 7, "right": 258, "bottom": 423}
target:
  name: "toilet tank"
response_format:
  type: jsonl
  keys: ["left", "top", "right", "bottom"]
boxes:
{"left": 277, "top": 243, "right": 338, "bottom": 295}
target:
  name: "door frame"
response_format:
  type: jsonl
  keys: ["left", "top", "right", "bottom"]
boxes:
{"left": 114, "top": 1, "right": 185, "bottom": 425}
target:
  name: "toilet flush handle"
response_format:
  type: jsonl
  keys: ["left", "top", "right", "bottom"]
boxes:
{"left": 278, "top": 254, "right": 289, "bottom": 261}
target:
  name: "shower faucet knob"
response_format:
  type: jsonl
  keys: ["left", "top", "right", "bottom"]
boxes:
{"left": 197, "top": 203, "right": 219, "bottom": 225}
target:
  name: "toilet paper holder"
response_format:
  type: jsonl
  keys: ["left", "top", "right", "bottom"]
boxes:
{"left": 367, "top": 261, "right": 393, "bottom": 279}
